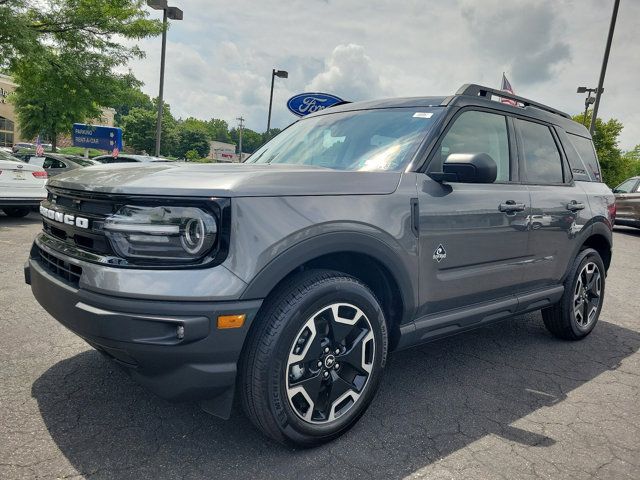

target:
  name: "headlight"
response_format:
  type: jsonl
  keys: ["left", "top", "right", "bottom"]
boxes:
{"left": 104, "top": 205, "right": 218, "bottom": 262}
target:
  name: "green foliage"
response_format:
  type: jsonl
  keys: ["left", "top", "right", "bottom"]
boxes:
{"left": 121, "top": 101, "right": 177, "bottom": 156}
{"left": 206, "top": 118, "right": 232, "bottom": 143}
{"left": 57, "top": 146, "right": 104, "bottom": 157}
{"left": 572, "top": 111, "right": 629, "bottom": 187}
{"left": 184, "top": 149, "right": 200, "bottom": 161}
{"left": 5, "top": 0, "right": 162, "bottom": 150}
{"left": 175, "top": 118, "right": 210, "bottom": 158}
{"left": 230, "top": 127, "right": 263, "bottom": 154}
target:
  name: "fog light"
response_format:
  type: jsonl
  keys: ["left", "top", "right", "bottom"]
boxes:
{"left": 217, "top": 314, "right": 246, "bottom": 329}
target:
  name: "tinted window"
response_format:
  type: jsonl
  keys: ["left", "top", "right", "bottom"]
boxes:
{"left": 43, "top": 157, "right": 66, "bottom": 169}
{"left": 517, "top": 119, "right": 563, "bottom": 184}
{"left": 614, "top": 179, "right": 638, "bottom": 193}
{"left": 248, "top": 108, "right": 441, "bottom": 171}
{"left": 439, "top": 110, "right": 510, "bottom": 182}
{"left": 568, "top": 133, "right": 601, "bottom": 182}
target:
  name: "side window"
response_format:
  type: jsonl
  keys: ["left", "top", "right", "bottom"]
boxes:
{"left": 438, "top": 110, "right": 510, "bottom": 182}
{"left": 517, "top": 119, "right": 564, "bottom": 184}
{"left": 43, "top": 157, "right": 65, "bottom": 169}
{"left": 568, "top": 133, "right": 602, "bottom": 182}
{"left": 614, "top": 179, "right": 638, "bottom": 193}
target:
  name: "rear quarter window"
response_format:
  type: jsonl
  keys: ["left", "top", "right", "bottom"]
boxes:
{"left": 568, "top": 133, "right": 601, "bottom": 182}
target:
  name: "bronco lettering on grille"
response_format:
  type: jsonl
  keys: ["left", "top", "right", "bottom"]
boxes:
{"left": 40, "top": 205, "right": 90, "bottom": 229}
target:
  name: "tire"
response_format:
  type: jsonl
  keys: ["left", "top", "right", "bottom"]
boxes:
{"left": 542, "top": 248, "right": 605, "bottom": 340}
{"left": 2, "top": 207, "right": 31, "bottom": 218}
{"left": 239, "top": 269, "right": 388, "bottom": 447}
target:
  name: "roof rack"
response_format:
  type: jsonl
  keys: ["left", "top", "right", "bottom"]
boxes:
{"left": 453, "top": 83, "right": 571, "bottom": 119}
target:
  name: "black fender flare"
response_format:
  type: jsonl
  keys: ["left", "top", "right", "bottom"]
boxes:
{"left": 239, "top": 231, "right": 417, "bottom": 323}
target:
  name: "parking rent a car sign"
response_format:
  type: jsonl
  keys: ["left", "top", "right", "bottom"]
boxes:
{"left": 72, "top": 124, "right": 123, "bottom": 151}
{"left": 287, "top": 92, "right": 345, "bottom": 117}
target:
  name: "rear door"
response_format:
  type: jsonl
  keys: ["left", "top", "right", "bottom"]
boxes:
{"left": 417, "top": 109, "right": 531, "bottom": 315}
{"left": 515, "top": 118, "right": 591, "bottom": 289}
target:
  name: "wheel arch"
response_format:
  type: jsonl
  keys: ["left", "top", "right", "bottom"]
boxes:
{"left": 240, "top": 232, "right": 417, "bottom": 349}
{"left": 581, "top": 222, "right": 612, "bottom": 271}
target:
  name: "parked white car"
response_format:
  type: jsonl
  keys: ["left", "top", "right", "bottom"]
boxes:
{"left": 0, "top": 150, "right": 47, "bottom": 217}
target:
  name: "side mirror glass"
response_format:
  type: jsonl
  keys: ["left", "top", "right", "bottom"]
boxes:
{"left": 428, "top": 153, "right": 497, "bottom": 184}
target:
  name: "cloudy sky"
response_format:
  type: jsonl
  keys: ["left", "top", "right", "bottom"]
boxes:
{"left": 128, "top": 0, "right": 639, "bottom": 149}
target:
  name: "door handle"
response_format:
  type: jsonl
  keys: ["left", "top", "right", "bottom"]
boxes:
{"left": 566, "top": 201, "right": 585, "bottom": 211}
{"left": 499, "top": 200, "right": 526, "bottom": 213}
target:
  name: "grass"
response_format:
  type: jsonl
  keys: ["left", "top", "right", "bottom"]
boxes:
{"left": 57, "top": 147, "right": 105, "bottom": 157}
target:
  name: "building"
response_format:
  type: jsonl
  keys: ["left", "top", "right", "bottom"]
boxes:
{"left": 0, "top": 74, "right": 21, "bottom": 147}
{"left": 208, "top": 140, "right": 238, "bottom": 162}
{"left": 0, "top": 74, "right": 115, "bottom": 149}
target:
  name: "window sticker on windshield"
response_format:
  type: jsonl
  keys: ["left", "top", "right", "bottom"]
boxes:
{"left": 413, "top": 112, "right": 433, "bottom": 118}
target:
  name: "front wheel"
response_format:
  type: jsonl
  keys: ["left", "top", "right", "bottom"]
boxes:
{"left": 542, "top": 248, "right": 605, "bottom": 340}
{"left": 239, "top": 270, "right": 388, "bottom": 447}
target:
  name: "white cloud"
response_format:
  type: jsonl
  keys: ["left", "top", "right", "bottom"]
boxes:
{"left": 127, "top": 0, "right": 640, "bottom": 148}
{"left": 306, "top": 44, "right": 392, "bottom": 100}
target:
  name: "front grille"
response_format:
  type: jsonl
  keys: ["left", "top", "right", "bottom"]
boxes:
{"left": 37, "top": 246, "right": 83, "bottom": 287}
{"left": 41, "top": 186, "right": 118, "bottom": 256}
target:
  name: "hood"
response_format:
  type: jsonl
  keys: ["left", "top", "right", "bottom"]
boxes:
{"left": 47, "top": 162, "right": 402, "bottom": 197}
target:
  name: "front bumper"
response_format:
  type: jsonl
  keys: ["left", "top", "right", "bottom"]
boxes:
{"left": 26, "top": 255, "right": 262, "bottom": 418}
{"left": 1, "top": 197, "right": 45, "bottom": 208}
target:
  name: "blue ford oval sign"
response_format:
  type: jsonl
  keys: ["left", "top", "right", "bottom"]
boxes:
{"left": 287, "top": 92, "right": 344, "bottom": 117}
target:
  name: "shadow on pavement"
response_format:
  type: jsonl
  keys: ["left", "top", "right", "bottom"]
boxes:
{"left": 0, "top": 211, "right": 41, "bottom": 228}
{"left": 32, "top": 314, "right": 640, "bottom": 479}
{"left": 613, "top": 226, "right": 640, "bottom": 237}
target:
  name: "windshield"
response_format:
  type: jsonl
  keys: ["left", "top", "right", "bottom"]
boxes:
{"left": 0, "top": 150, "right": 25, "bottom": 163}
{"left": 247, "top": 107, "right": 441, "bottom": 171}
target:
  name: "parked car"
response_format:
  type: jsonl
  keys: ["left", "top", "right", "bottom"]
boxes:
{"left": 12, "top": 142, "right": 35, "bottom": 153}
{"left": 92, "top": 154, "right": 172, "bottom": 164}
{"left": 613, "top": 176, "right": 640, "bottom": 228}
{"left": 26, "top": 83, "right": 614, "bottom": 446}
{"left": 0, "top": 150, "right": 47, "bottom": 217}
{"left": 13, "top": 151, "right": 98, "bottom": 177}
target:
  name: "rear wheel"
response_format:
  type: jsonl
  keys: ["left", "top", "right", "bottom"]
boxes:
{"left": 2, "top": 207, "right": 31, "bottom": 218}
{"left": 239, "top": 269, "right": 388, "bottom": 447}
{"left": 542, "top": 248, "right": 605, "bottom": 340}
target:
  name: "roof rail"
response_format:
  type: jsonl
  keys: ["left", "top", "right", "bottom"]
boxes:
{"left": 454, "top": 83, "right": 571, "bottom": 119}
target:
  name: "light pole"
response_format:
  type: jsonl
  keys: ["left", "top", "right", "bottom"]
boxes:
{"left": 266, "top": 68, "right": 288, "bottom": 137}
{"left": 577, "top": 87, "right": 602, "bottom": 126}
{"left": 589, "top": 0, "right": 620, "bottom": 136}
{"left": 236, "top": 116, "right": 244, "bottom": 162}
{"left": 147, "top": 1, "right": 183, "bottom": 157}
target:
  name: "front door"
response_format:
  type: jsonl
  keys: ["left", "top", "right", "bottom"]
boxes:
{"left": 417, "top": 109, "right": 530, "bottom": 316}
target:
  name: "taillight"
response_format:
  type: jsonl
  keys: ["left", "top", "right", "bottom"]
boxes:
{"left": 32, "top": 171, "right": 48, "bottom": 179}
{"left": 608, "top": 202, "right": 616, "bottom": 224}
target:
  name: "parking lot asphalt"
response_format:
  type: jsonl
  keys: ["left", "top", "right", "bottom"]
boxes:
{"left": 1, "top": 211, "right": 639, "bottom": 480}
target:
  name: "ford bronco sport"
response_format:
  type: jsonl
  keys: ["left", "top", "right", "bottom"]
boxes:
{"left": 26, "top": 84, "right": 614, "bottom": 446}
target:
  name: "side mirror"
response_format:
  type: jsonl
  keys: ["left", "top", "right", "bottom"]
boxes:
{"left": 428, "top": 153, "right": 497, "bottom": 184}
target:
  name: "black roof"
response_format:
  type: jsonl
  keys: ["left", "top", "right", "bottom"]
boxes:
{"left": 308, "top": 83, "right": 589, "bottom": 138}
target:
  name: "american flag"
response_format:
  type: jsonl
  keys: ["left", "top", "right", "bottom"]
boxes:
{"left": 35, "top": 136, "right": 44, "bottom": 156}
{"left": 500, "top": 73, "right": 517, "bottom": 106}
{"left": 112, "top": 145, "right": 119, "bottom": 158}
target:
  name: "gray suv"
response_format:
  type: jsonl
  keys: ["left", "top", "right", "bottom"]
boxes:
{"left": 25, "top": 84, "right": 614, "bottom": 446}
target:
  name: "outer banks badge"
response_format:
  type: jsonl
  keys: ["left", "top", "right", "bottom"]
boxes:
{"left": 433, "top": 244, "right": 447, "bottom": 263}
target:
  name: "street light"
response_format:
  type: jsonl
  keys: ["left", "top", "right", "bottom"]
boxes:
{"left": 589, "top": 0, "right": 620, "bottom": 136}
{"left": 577, "top": 87, "right": 603, "bottom": 127}
{"left": 266, "top": 68, "right": 288, "bottom": 137}
{"left": 147, "top": 1, "right": 183, "bottom": 157}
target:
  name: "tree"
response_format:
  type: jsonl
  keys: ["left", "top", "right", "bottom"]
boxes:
{"left": 12, "top": 50, "right": 142, "bottom": 151}
{"left": 175, "top": 118, "right": 210, "bottom": 158}
{"left": 112, "top": 85, "right": 154, "bottom": 126}
{"left": 230, "top": 127, "right": 263, "bottom": 154}
{"left": 121, "top": 100, "right": 177, "bottom": 156}
{"left": 5, "top": 0, "right": 161, "bottom": 149}
{"left": 206, "top": 118, "right": 232, "bottom": 143}
{"left": 572, "top": 112, "right": 626, "bottom": 187}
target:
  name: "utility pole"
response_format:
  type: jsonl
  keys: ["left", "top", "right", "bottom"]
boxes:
{"left": 589, "top": 0, "right": 620, "bottom": 135}
{"left": 236, "top": 116, "right": 244, "bottom": 163}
